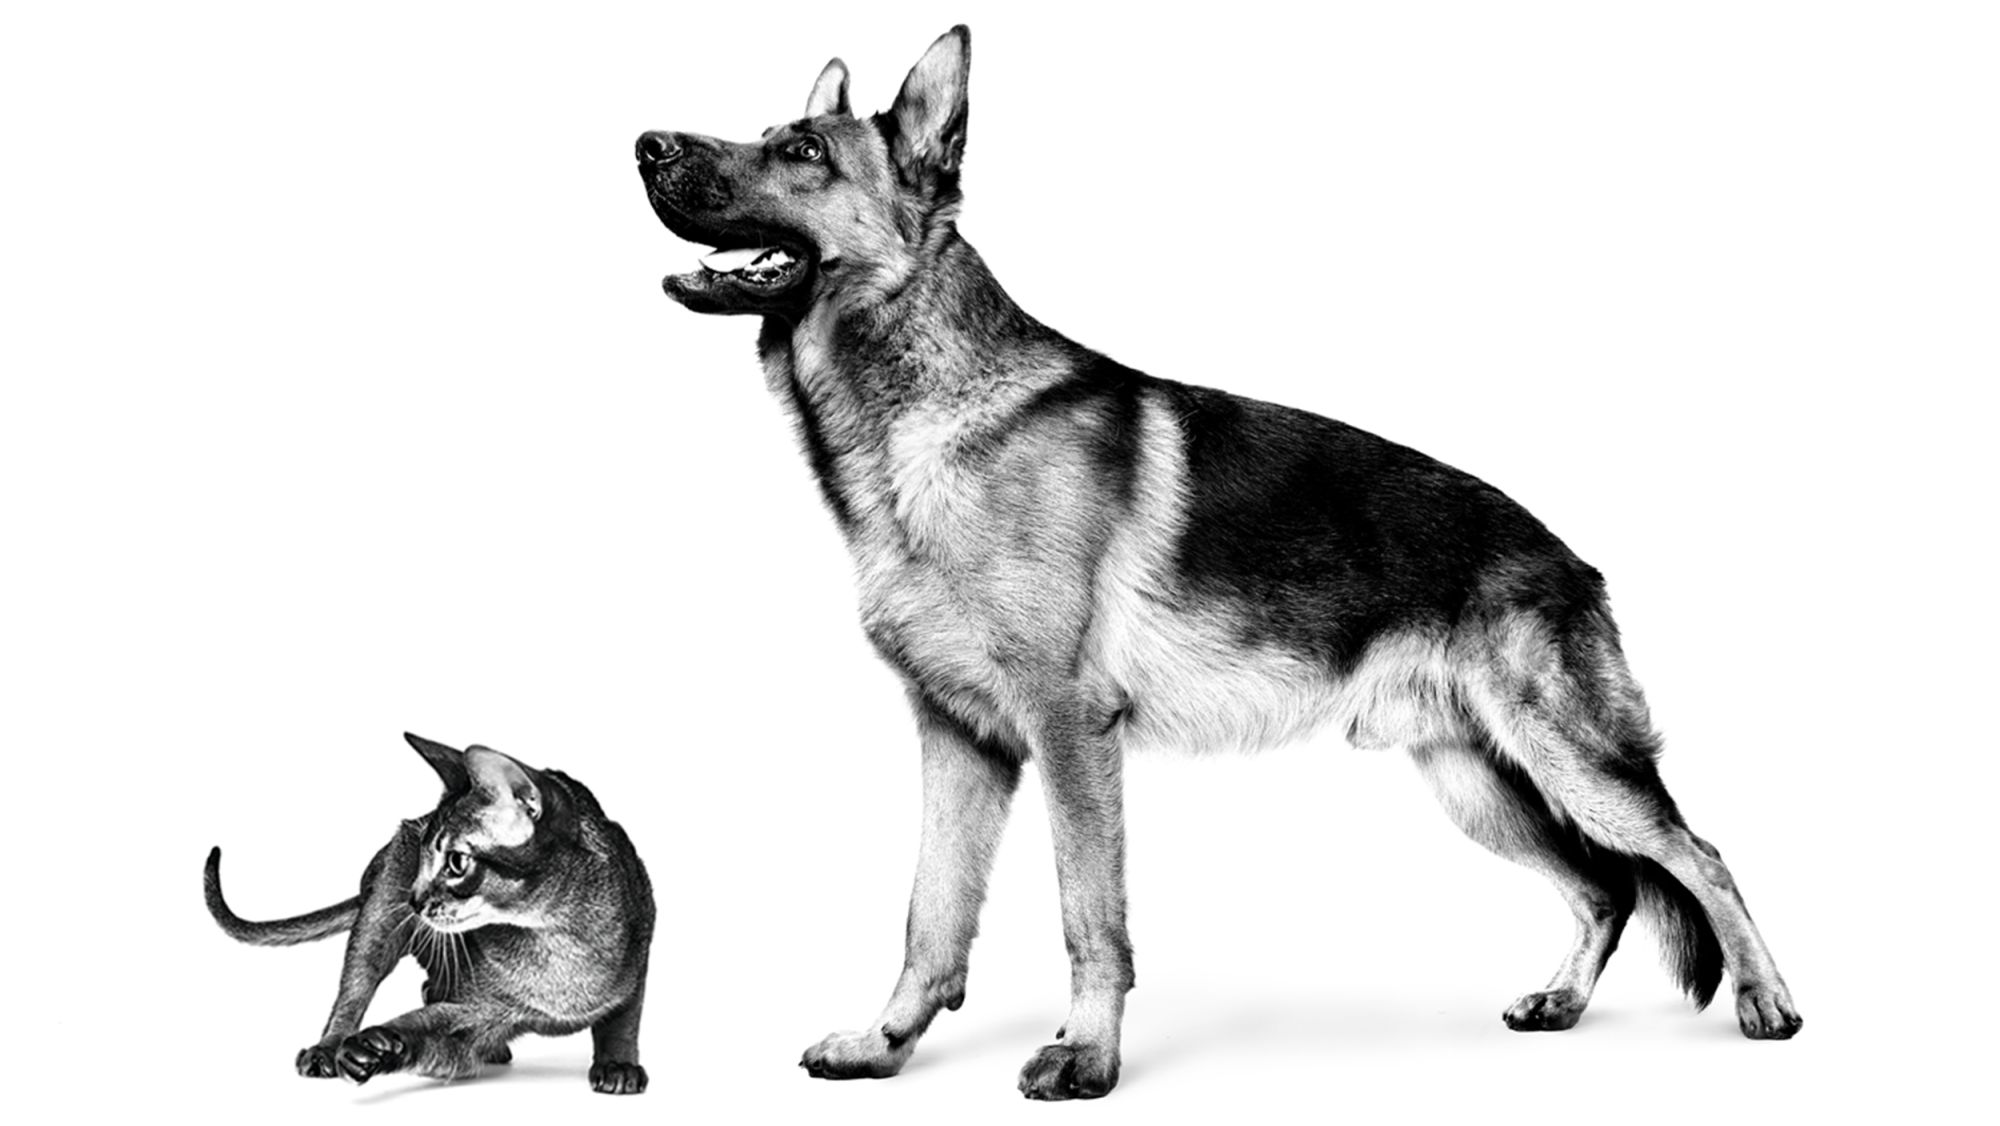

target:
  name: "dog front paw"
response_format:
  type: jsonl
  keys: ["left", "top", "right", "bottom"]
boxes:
{"left": 799, "top": 1028, "right": 911, "bottom": 1080}
{"left": 295, "top": 1042, "right": 340, "bottom": 1078}
{"left": 1502, "top": 988, "right": 1588, "bottom": 1031}
{"left": 1736, "top": 982, "right": 1802, "bottom": 1040}
{"left": 335, "top": 1026, "right": 406, "bottom": 1084}
{"left": 1017, "top": 1041, "right": 1119, "bottom": 1100}
{"left": 589, "top": 1060, "right": 648, "bottom": 1094}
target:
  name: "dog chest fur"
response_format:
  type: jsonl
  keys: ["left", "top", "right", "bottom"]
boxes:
{"left": 762, "top": 326, "right": 1104, "bottom": 745}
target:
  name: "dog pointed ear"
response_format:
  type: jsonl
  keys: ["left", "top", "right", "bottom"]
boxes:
{"left": 806, "top": 57, "right": 850, "bottom": 117}
{"left": 887, "top": 25, "right": 970, "bottom": 183}
{"left": 404, "top": 732, "right": 470, "bottom": 794}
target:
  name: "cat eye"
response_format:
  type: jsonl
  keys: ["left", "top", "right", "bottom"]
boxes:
{"left": 444, "top": 850, "right": 473, "bottom": 878}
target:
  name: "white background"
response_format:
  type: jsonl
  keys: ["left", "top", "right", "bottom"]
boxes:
{"left": 4, "top": 2, "right": 1994, "bottom": 1122}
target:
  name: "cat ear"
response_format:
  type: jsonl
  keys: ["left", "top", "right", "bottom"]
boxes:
{"left": 404, "top": 732, "right": 469, "bottom": 794}
{"left": 464, "top": 746, "right": 542, "bottom": 844}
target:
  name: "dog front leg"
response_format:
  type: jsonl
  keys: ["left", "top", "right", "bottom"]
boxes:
{"left": 800, "top": 698, "right": 1022, "bottom": 1080}
{"left": 1017, "top": 707, "right": 1131, "bottom": 1100}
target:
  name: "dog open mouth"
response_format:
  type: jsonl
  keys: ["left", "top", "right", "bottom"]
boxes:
{"left": 660, "top": 236, "right": 815, "bottom": 314}
{"left": 697, "top": 246, "right": 803, "bottom": 288}
{"left": 648, "top": 204, "right": 818, "bottom": 315}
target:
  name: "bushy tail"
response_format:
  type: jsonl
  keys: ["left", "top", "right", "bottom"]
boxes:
{"left": 204, "top": 847, "right": 359, "bottom": 946}
{"left": 1631, "top": 855, "right": 1725, "bottom": 1008}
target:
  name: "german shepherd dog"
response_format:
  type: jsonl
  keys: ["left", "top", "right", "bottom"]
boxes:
{"left": 636, "top": 26, "right": 1801, "bottom": 1100}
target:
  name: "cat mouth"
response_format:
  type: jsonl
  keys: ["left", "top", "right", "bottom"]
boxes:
{"left": 419, "top": 911, "right": 480, "bottom": 935}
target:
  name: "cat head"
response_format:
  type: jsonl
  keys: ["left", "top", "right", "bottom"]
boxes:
{"left": 402, "top": 732, "right": 571, "bottom": 934}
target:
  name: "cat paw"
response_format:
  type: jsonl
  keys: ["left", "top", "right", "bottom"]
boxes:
{"left": 1736, "top": 982, "right": 1803, "bottom": 1040}
{"left": 589, "top": 1061, "right": 648, "bottom": 1095}
{"left": 483, "top": 1044, "right": 513, "bottom": 1066}
{"left": 295, "top": 1043, "right": 340, "bottom": 1078}
{"left": 799, "top": 1028, "right": 911, "bottom": 1079}
{"left": 1503, "top": 988, "right": 1588, "bottom": 1031}
{"left": 1017, "top": 1041, "right": 1119, "bottom": 1100}
{"left": 335, "top": 1026, "right": 407, "bottom": 1084}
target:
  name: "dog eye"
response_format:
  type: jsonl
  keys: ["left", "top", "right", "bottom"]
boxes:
{"left": 444, "top": 850, "right": 472, "bottom": 878}
{"left": 789, "top": 137, "right": 825, "bottom": 162}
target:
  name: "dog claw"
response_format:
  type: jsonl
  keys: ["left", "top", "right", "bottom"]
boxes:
{"left": 799, "top": 1028, "right": 910, "bottom": 1080}
{"left": 1502, "top": 988, "right": 1587, "bottom": 1031}
{"left": 1736, "top": 983, "right": 1803, "bottom": 1040}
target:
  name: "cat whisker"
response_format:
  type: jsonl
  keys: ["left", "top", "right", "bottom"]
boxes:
{"left": 427, "top": 924, "right": 446, "bottom": 999}
{"left": 389, "top": 908, "right": 419, "bottom": 956}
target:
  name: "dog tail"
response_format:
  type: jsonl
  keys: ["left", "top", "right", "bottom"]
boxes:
{"left": 1630, "top": 853, "right": 1725, "bottom": 1008}
{"left": 1583, "top": 724, "right": 1725, "bottom": 1009}
{"left": 204, "top": 847, "right": 359, "bottom": 946}
{"left": 1614, "top": 725, "right": 1726, "bottom": 1010}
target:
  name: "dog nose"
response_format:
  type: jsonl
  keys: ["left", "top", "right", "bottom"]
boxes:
{"left": 636, "top": 131, "right": 684, "bottom": 165}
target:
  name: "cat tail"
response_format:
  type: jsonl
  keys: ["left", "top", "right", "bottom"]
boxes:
{"left": 204, "top": 846, "right": 360, "bottom": 945}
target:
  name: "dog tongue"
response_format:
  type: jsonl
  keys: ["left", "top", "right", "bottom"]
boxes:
{"left": 701, "top": 247, "right": 787, "bottom": 274}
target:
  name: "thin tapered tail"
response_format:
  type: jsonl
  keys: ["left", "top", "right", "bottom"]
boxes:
{"left": 204, "top": 846, "right": 359, "bottom": 946}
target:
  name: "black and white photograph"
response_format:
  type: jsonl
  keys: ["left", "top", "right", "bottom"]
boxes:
{"left": 5, "top": 2, "right": 1993, "bottom": 1122}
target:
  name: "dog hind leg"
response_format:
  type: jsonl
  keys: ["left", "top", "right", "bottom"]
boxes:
{"left": 1467, "top": 636, "right": 1802, "bottom": 1040}
{"left": 1411, "top": 735, "right": 1634, "bottom": 1030}
{"left": 800, "top": 698, "right": 1023, "bottom": 1079}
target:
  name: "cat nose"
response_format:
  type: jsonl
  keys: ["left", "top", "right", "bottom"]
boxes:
{"left": 636, "top": 131, "right": 685, "bottom": 166}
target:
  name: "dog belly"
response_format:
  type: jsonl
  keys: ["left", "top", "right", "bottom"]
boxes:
{"left": 1113, "top": 648, "right": 1333, "bottom": 753}
{"left": 1096, "top": 608, "right": 1462, "bottom": 754}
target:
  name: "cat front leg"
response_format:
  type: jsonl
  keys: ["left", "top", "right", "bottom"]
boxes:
{"left": 334, "top": 1001, "right": 512, "bottom": 1084}
{"left": 302, "top": 823, "right": 424, "bottom": 1078}
{"left": 588, "top": 986, "right": 648, "bottom": 1095}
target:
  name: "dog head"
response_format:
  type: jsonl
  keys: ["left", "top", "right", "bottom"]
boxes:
{"left": 637, "top": 26, "right": 971, "bottom": 316}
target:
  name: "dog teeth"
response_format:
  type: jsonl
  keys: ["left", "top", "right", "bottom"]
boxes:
{"left": 700, "top": 247, "right": 794, "bottom": 274}
{"left": 699, "top": 247, "right": 765, "bottom": 272}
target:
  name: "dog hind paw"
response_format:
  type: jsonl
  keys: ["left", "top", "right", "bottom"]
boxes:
{"left": 1735, "top": 983, "right": 1802, "bottom": 1040}
{"left": 1502, "top": 988, "right": 1588, "bottom": 1031}
{"left": 1017, "top": 1041, "right": 1119, "bottom": 1100}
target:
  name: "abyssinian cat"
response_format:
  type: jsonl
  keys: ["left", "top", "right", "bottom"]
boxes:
{"left": 204, "top": 733, "right": 654, "bottom": 1094}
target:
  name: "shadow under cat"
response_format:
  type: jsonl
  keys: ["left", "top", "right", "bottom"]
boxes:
{"left": 204, "top": 733, "right": 654, "bottom": 1095}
